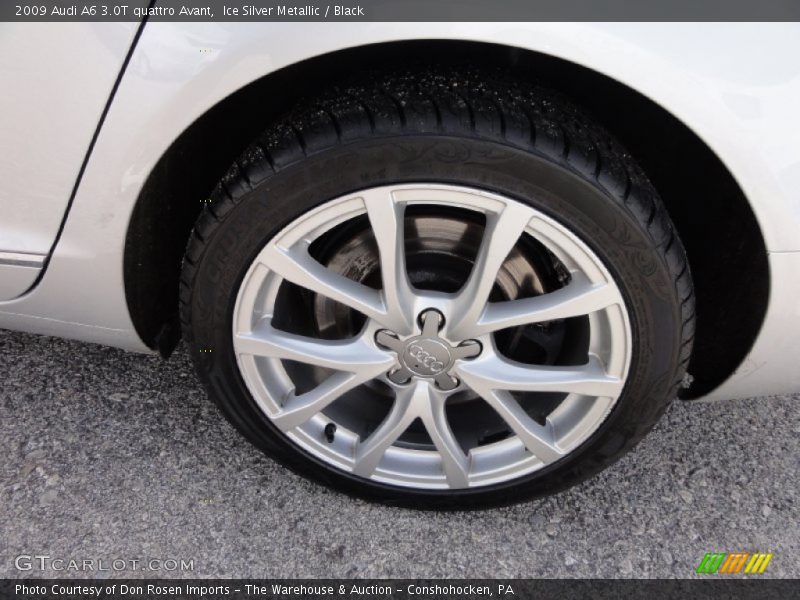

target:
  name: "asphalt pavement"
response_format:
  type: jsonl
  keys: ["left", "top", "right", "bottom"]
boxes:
{"left": 1, "top": 328, "right": 798, "bottom": 578}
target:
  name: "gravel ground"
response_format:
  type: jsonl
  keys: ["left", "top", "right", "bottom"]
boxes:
{"left": 0, "top": 328, "right": 797, "bottom": 579}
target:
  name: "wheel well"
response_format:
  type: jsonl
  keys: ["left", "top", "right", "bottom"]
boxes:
{"left": 124, "top": 39, "right": 768, "bottom": 399}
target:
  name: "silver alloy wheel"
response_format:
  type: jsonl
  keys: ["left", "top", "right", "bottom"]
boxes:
{"left": 233, "top": 184, "right": 632, "bottom": 490}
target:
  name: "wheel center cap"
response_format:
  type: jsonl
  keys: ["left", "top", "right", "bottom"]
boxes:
{"left": 375, "top": 309, "right": 481, "bottom": 390}
{"left": 402, "top": 338, "right": 452, "bottom": 376}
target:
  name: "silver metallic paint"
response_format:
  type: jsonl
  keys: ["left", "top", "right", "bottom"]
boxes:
{"left": 0, "top": 23, "right": 139, "bottom": 285}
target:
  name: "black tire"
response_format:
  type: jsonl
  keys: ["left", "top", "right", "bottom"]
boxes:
{"left": 180, "top": 68, "right": 695, "bottom": 509}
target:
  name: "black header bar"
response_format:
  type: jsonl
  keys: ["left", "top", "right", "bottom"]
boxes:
{"left": 3, "top": 0, "right": 800, "bottom": 22}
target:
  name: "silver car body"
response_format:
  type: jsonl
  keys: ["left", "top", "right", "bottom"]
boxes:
{"left": 1, "top": 22, "right": 798, "bottom": 401}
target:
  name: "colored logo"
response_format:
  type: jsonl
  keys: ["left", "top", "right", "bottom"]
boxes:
{"left": 696, "top": 552, "right": 773, "bottom": 574}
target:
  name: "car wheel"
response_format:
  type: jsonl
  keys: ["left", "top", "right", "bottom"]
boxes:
{"left": 180, "top": 69, "right": 694, "bottom": 508}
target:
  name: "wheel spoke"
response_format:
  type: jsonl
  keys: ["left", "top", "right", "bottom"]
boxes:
{"left": 259, "top": 242, "right": 388, "bottom": 324}
{"left": 449, "top": 202, "right": 534, "bottom": 338}
{"left": 471, "top": 273, "right": 622, "bottom": 336}
{"left": 353, "top": 383, "right": 470, "bottom": 488}
{"left": 272, "top": 371, "right": 363, "bottom": 431}
{"left": 476, "top": 389, "right": 564, "bottom": 464}
{"left": 363, "top": 190, "right": 414, "bottom": 335}
{"left": 352, "top": 386, "right": 416, "bottom": 477}
{"left": 456, "top": 354, "right": 623, "bottom": 397}
{"left": 235, "top": 323, "right": 393, "bottom": 373}
{"left": 420, "top": 387, "right": 470, "bottom": 488}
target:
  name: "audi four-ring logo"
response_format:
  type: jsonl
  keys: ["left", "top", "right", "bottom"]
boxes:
{"left": 407, "top": 344, "right": 446, "bottom": 372}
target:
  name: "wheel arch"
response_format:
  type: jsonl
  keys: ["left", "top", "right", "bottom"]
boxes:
{"left": 124, "top": 38, "right": 768, "bottom": 399}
